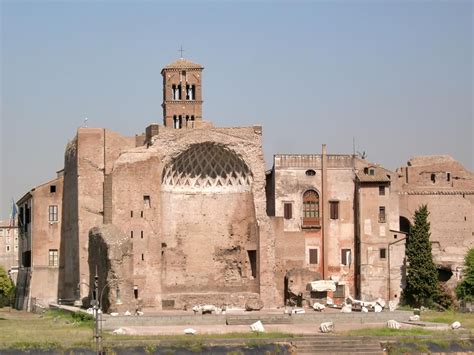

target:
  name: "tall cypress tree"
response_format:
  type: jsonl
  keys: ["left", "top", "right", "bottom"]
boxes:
{"left": 403, "top": 204, "right": 438, "bottom": 307}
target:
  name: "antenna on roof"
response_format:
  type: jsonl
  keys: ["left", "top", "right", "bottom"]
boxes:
{"left": 178, "top": 45, "right": 185, "bottom": 59}
{"left": 83, "top": 117, "right": 88, "bottom": 128}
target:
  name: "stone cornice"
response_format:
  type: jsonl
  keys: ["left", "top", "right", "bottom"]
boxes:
{"left": 163, "top": 100, "right": 203, "bottom": 104}
{"left": 401, "top": 190, "right": 474, "bottom": 196}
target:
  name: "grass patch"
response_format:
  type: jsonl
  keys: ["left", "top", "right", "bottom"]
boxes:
{"left": 8, "top": 341, "right": 61, "bottom": 351}
{"left": 386, "top": 339, "right": 474, "bottom": 355}
{"left": 422, "top": 310, "right": 474, "bottom": 330}
{"left": 0, "top": 309, "right": 94, "bottom": 349}
{"left": 44, "top": 309, "right": 94, "bottom": 327}
{"left": 346, "top": 327, "right": 437, "bottom": 337}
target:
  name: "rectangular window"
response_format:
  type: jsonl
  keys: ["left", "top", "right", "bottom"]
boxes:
{"left": 379, "top": 206, "right": 386, "bottom": 223}
{"left": 329, "top": 201, "right": 339, "bottom": 220}
{"left": 131, "top": 210, "right": 133, "bottom": 218}
{"left": 309, "top": 248, "right": 318, "bottom": 264}
{"left": 49, "top": 249, "right": 58, "bottom": 266}
{"left": 447, "top": 172, "right": 451, "bottom": 182}
{"left": 379, "top": 186, "right": 385, "bottom": 196}
{"left": 341, "top": 249, "right": 351, "bottom": 266}
{"left": 283, "top": 203, "right": 292, "bottom": 219}
{"left": 48, "top": 205, "right": 58, "bottom": 222}
{"left": 380, "top": 248, "right": 387, "bottom": 259}
{"left": 369, "top": 168, "right": 375, "bottom": 176}
{"left": 5, "top": 245, "right": 10, "bottom": 252}
{"left": 23, "top": 251, "right": 31, "bottom": 267}
{"left": 50, "top": 185, "right": 56, "bottom": 193}
{"left": 141, "top": 231, "right": 144, "bottom": 239}
{"left": 130, "top": 231, "right": 134, "bottom": 239}
{"left": 144, "top": 195, "right": 151, "bottom": 208}
{"left": 247, "top": 250, "right": 257, "bottom": 278}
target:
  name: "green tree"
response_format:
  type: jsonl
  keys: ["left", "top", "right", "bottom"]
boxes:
{"left": 456, "top": 248, "right": 474, "bottom": 302}
{"left": 403, "top": 204, "right": 439, "bottom": 307}
{"left": 0, "top": 266, "right": 14, "bottom": 307}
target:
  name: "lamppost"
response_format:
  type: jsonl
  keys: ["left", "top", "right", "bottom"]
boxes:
{"left": 75, "top": 268, "right": 122, "bottom": 355}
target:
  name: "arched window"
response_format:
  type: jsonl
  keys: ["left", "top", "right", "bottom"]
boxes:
{"left": 302, "top": 190, "right": 320, "bottom": 227}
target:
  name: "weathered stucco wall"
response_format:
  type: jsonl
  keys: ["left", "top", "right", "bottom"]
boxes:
{"left": 271, "top": 154, "right": 357, "bottom": 297}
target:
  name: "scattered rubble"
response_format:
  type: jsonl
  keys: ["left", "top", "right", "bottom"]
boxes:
{"left": 124, "top": 310, "right": 132, "bottom": 316}
{"left": 451, "top": 321, "right": 461, "bottom": 329}
{"left": 312, "top": 302, "right": 325, "bottom": 312}
{"left": 409, "top": 315, "right": 420, "bottom": 321}
{"left": 320, "top": 321, "right": 334, "bottom": 333}
{"left": 110, "top": 312, "right": 119, "bottom": 317}
{"left": 250, "top": 320, "right": 265, "bottom": 333}
{"left": 285, "top": 268, "right": 322, "bottom": 306}
{"left": 341, "top": 304, "right": 352, "bottom": 313}
{"left": 388, "top": 300, "right": 398, "bottom": 312}
{"left": 292, "top": 308, "right": 305, "bottom": 314}
{"left": 387, "top": 320, "right": 401, "bottom": 329}
{"left": 374, "top": 304, "right": 383, "bottom": 313}
{"left": 361, "top": 306, "right": 368, "bottom": 313}
{"left": 184, "top": 328, "right": 197, "bottom": 335}
{"left": 245, "top": 297, "right": 264, "bottom": 311}
{"left": 112, "top": 328, "right": 126, "bottom": 335}
{"left": 192, "top": 304, "right": 218, "bottom": 314}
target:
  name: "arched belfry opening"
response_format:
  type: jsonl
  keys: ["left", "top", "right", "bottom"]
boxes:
{"left": 161, "top": 142, "right": 253, "bottom": 192}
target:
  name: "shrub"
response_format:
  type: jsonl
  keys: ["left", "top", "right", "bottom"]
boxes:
{"left": 456, "top": 248, "right": 474, "bottom": 302}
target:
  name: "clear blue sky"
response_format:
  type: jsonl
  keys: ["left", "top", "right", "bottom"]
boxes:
{"left": 1, "top": 0, "right": 472, "bottom": 218}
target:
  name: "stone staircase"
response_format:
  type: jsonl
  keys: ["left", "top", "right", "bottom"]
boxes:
{"left": 292, "top": 335, "right": 384, "bottom": 354}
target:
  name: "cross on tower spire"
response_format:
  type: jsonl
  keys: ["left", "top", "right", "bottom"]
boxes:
{"left": 178, "top": 45, "right": 185, "bottom": 59}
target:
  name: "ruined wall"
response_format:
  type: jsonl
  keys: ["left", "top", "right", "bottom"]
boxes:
{"left": 108, "top": 150, "right": 162, "bottom": 308}
{"left": 60, "top": 138, "right": 78, "bottom": 299}
{"left": 397, "top": 156, "right": 474, "bottom": 279}
{"left": 88, "top": 225, "right": 133, "bottom": 312}
{"left": 399, "top": 192, "right": 473, "bottom": 269}
{"left": 62, "top": 128, "right": 135, "bottom": 300}
{"left": 152, "top": 126, "right": 279, "bottom": 307}
{"left": 160, "top": 191, "right": 259, "bottom": 294}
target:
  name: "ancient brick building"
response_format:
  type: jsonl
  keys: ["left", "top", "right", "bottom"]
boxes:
{"left": 15, "top": 57, "right": 474, "bottom": 311}
{"left": 15, "top": 172, "right": 64, "bottom": 310}
{"left": 397, "top": 155, "right": 474, "bottom": 287}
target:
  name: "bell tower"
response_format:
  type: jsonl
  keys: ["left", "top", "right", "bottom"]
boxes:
{"left": 161, "top": 56, "right": 204, "bottom": 129}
